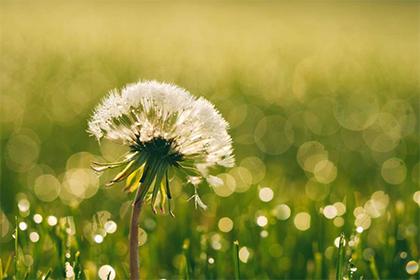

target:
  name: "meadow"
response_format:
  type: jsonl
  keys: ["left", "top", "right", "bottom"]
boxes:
{"left": 0, "top": 1, "right": 419, "bottom": 279}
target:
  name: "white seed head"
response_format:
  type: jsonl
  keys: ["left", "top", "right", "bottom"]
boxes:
{"left": 88, "top": 81, "right": 235, "bottom": 175}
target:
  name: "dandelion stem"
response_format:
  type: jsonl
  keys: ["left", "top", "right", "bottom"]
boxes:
{"left": 130, "top": 197, "right": 143, "bottom": 280}
{"left": 129, "top": 186, "right": 145, "bottom": 280}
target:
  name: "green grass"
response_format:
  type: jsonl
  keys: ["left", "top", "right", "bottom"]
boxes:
{"left": 0, "top": 1, "right": 419, "bottom": 279}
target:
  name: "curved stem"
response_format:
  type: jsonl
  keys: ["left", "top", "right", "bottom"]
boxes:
{"left": 130, "top": 193, "right": 143, "bottom": 280}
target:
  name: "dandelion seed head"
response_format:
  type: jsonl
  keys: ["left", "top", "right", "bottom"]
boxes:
{"left": 88, "top": 81, "right": 234, "bottom": 170}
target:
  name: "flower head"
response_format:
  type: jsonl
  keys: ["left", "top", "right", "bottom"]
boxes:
{"left": 88, "top": 80, "right": 234, "bottom": 214}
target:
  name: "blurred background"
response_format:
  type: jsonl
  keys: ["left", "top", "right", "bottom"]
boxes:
{"left": 0, "top": 1, "right": 419, "bottom": 279}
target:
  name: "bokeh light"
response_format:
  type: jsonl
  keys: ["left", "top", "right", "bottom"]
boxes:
{"left": 212, "top": 173, "right": 236, "bottom": 197}
{"left": 259, "top": 187, "right": 274, "bottom": 202}
{"left": 272, "top": 204, "right": 291, "bottom": 220}
{"left": 47, "top": 216, "right": 58, "bottom": 226}
{"left": 34, "top": 174, "right": 61, "bottom": 202}
{"left": 104, "top": 220, "right": 117, "bottom": 234}
{"left": 405, "top": 260, "right": 419, "bottom": 275}
{"left": 138, "top": 228, "right": 148, "bottom": 246}
{"left": 254, "top": 115, "right": 294, "bottom": 155}
{"left": 297, "top": 141, "right": 329, "bottom": 173}
{"left": 256, "top": 215, "right": 268, "bottom": 227}
{"left": 218, "top": 217, "right": 234, "bottom": 233}
{"left": 29, "top": 232, "right": 40, "bottom": 243}
{"left": 334, "top": 91, "right": 379, "bottom": 131}
{"left": 239, "top": 247, "right": 251, "bottom": 263}
{"left": 322, "top": 205, "right": 337, "bottom": 220}
{"left": 33, "top": 214, "right": 43, "bottom": 224}
{"left": 19, "top": 222, "right": 28, "bottom": 231}
{"left": 381, "top": 158, "right": 407, "bottom": 185}
{"left": 294, "top": 212, "right": 311, "bottom": 231}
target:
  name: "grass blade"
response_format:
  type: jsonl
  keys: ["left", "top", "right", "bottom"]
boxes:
{"left": 42, "top": 269, "right": 52, "bottom": 280}
{"left": 336, "top": 233, "right": 345, "bottom": 280}
{"left": 369, "top": 256, "right": 380, "bottom": 280}
{"left": 14, "top": 216, "right": 18, "bottom": 278}
{"left": 182, "top": 239, "right": 191, "bottom": 280}
{"left": 4, "top": 255, "right": 12, "bottom": 279}
{"left": 233, "top": 240, "right": 240, "bottom": 280}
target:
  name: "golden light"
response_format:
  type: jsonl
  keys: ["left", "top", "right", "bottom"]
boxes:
{"left": 294, "top": 212, "right": 311, "bottom": 231}
{"left": 218, "top": 217, "right": 234, "bottom": 233}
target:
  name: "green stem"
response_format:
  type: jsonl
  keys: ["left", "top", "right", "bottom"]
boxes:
{"left": 182, "top": 239, "right": 191, "bottom": 280}
{"left": 14, "top": 217, "right": 18, "bottom": 279}
{"left": 129, "top": 190, "right": 143, "bottom": 280}
{"left": 129, "top": 159, "right": 159, "bottom": 280}
{"left": 336, "top": 233, "right": 345, "bottom": 280}
{"left": 233, "top": 240, "right": 240, "bottom": 280}
{"left": 369, "top": 256, "right": 380, "bottom": 280}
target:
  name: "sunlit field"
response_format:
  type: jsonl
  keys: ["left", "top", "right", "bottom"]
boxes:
{"left": 1, "top": 1, "right": 419, "bottom": 279}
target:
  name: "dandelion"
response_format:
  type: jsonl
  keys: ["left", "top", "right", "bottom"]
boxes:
{"left": 87, "top": 80, "right": 234, "bottom": 280}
